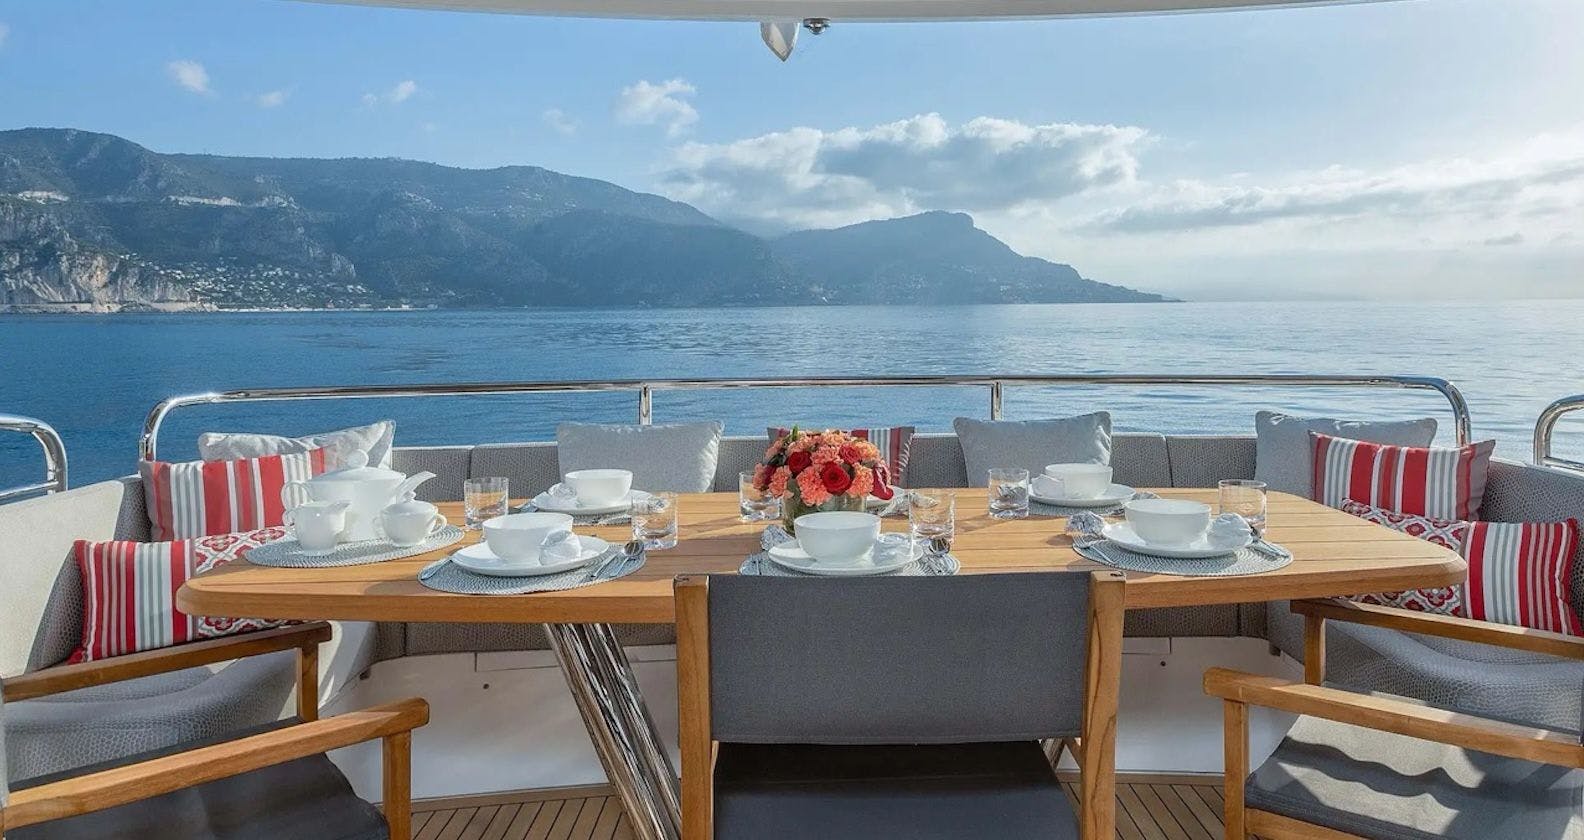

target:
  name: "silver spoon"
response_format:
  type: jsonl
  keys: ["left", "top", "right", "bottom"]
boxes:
{"left": 925, "top": 536, "right": 952, "bottom": 574}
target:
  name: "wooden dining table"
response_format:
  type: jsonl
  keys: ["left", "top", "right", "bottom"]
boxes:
{"left": 178, "top": 488, "right": 1465, "bottom": 840}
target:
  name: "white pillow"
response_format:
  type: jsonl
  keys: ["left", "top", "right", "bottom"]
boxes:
{"left": 197, "top": 419, "right": 395, "bottom": 469}
{"left": 557, "top": 421, "right": 724, "bottom": 493}
{"left": 952, "top": 413, "right": 1112, "bottom": 484}
{"left": 1253, "top": 411, "right": 1437, "bottom": 497}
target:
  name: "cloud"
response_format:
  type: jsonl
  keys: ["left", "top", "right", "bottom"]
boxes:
{"left": 255, "top": 89, "right": 289, "bottom": 108}
{"left": 661, "top": 112, "right": 1148, "bottom": 229}
{"left": 615, "top": 79, "right": 698, "bottom": 137}
{"left": 0, "top": 22, "right": 10, "bottom": 50}
{"left": 166, "top": 60, "right": 212, "bottom": 96}
{"left": 542, "top": 108, "right": 579, "bottom": 136}
{"left": 362, "top": 80, "right": 419, "bottom": 107}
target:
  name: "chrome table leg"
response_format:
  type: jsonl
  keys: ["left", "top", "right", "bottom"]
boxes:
{"left": 544, "top": 623, "right": 681, "bottom": 840}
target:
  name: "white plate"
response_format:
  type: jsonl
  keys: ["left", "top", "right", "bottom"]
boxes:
{"left": 1101, "top": 522, "right": 1251, "bottom": 559}
{"left": 766, "top": 540, "right": 920, "bottom": 576}
{"left": 865, "top": 488, "right": 907, "bottom": 509}
{"left": 530, "top": 488, "right": 653, "bottom": 516}
{"left": 1031, "top": 483, "right": 1136, "bottom": 508}
{"left": 450, "top": 537, "right": 611, "bottom": 577}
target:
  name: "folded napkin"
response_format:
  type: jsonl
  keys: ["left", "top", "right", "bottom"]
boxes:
{"left": 540, "top": 528, "right": 583, "bottom": 562}
{"left": 548, "top": 483, "right": 580, "bottom": 504}
{"left": 872, "top": 532, "right": 914, "bottom": 561}
{"left": 1209, "top": 513, "right": 1253, "bottom": 545}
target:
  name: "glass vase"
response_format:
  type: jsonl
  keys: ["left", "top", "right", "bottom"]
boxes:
{"left": 781, "top": 490, "right": 866, "bottom": 536}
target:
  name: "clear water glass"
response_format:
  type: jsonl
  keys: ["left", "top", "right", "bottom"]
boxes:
{"left": 738, "top": 471, "right": 780, "bottom": 521}
{"left": 988, "top": 468, "right": 1031, "bottom": 519}
{"left": 1219, "top": 479, "right": 1268, "bottom": 535}
{"left": 463, "top": 476, "right": 509, "bottom": 529}
{"left": 908, "top": 490, "right": 956, "bottom": 544}
{"left": 631, "top": 492, "right": 679, "bottom": 550}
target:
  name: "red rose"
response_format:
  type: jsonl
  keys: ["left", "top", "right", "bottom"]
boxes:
{"left": 871, "top": 463, "right": 895, "bottom": 501}
{"left": 820, "top": 462, "right": 853, "bottom": 494}
{"left": 838, "top": 443, "right": 863, "bottom": 465}
{"left": 786, "top": 450, "right": 813, "bottom": 474}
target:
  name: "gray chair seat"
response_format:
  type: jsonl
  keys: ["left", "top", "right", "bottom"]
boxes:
{"left": 9, "top": 718, "right": 387, "bottom": 840}
{"left": 1267, "top": 602, "right": 1584, "bottom": 734}
{"left": 5, "top": 651, "right": 296, "bottom": 781}
{"left": 713, "top": 741, "right": 1077, "bottom": 840}
{"left": 1248, "top": 714, "right": 1584, "bottom": 840}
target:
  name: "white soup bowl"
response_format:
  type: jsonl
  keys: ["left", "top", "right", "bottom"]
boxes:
{"left": 483, "top": 512, "right": 575, "bottom": 563}
{"left": 1041, "top": 463, "right": 1114, "bottom": 499}
{"left": 564, "top": 469, "right": 634, "bottom": 507}
{"left": 795, "top": 511, "right": 882, "bottom": 564}
{"left": 1124, "top": 498, "right": 1211, "bottom": 546}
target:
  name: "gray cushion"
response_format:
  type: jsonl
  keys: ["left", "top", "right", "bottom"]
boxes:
{"left": 707, "top": 573, "right": 1092, "bottom": 744}
{"left": 952, "top": 413, "right": 1112, "bottom": 485}
{"left": 1254, "top": 411, "right": 1438, "bottom": 497}
{"left": 390, "top": 446, "right": 472, "bottom": 503}
{"left": 197, "top": 420, "right": 396, "bottom": 469}
{"left": 9, "top": 718, "right": 387, "bottom": 840}
{"left": 1247, "top": 714, "right": 1584, "bottom": 840}
{"left": 713, "top": 741, "right": 1076, "bottom": 840}
{"left": 556, "top": 421, "right": 723, "bottom": 494}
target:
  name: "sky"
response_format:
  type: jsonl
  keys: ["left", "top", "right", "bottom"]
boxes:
{"left": 0, "top": 0, "right": 1581, "bottom": 301}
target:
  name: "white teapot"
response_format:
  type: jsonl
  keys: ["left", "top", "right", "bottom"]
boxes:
{"left": 281, "top": 450, "right": 435, "bottom": 542}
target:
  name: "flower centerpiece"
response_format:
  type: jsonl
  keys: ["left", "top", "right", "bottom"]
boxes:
{"left": 753, "top": 427, "right": 895, "bottom": 535}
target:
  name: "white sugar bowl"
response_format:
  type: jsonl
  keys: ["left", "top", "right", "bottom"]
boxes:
{"left": 378, "top": 492, "right": 449, "bottom": 547}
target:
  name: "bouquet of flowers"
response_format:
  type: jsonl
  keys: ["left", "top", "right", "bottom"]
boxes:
{"left": 754, "top": 428, "right": 894, "bottom": 532}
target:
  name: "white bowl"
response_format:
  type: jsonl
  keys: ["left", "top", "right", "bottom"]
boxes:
{"left": 794, "top": 511, "right": 882, "bottom": 563}
{"left": 1041, "top": 463, "right": 1114, "bottom": 499}
{"left": 1124, "top": 498, "right": 1211, "bottom": 546}
{"left": 482, "top": 512, "right": 575, "bottom": 562}
{"left": 564, "top": 469, "right": 633, "bottom": 507}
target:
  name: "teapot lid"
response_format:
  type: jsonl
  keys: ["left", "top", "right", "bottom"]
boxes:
{"left": 315, "top": 449, "right": 405, "bottom": 482}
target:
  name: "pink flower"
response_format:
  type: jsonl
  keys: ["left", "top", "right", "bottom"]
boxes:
{"left": 811, "top": 445, "right": 842, "bottom": 466}
{"left": 849, "top": 465, "right": 874, "bottom": 498}
{"left": 796, "top": 467, "right": 832, "bottom": 506}
{"left": 769, "top": 466, "right": 792, "bottom": 498}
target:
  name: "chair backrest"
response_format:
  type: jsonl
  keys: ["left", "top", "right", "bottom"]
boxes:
{"left": 702, "top": 571, "right": 1106, "bottom": 745}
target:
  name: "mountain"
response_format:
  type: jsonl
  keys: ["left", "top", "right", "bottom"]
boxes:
{"left": 0, "top": 128, "right": 1168, "bottom": 311}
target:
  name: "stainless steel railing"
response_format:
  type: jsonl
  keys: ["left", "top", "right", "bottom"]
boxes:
{"left": 1535, "top": 394, "right": 1584, "bottom": 471}
{"left": 140, "top": 373, "right": 1472, "bottom": 461}
{"left": 0, "top": 414, "right": 69, "bottom": 503}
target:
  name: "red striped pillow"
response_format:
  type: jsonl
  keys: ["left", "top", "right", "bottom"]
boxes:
{"left": 769, "top": 426, "right": 915, "bottom": 485}
{"left": 1310, "top": 432, "right": 1495, "bottom": 520}
{"left": 139, "top": 448, "right": 327, "bottom": 541}
{"left": 1462, "top": 519, "right": 1581, "bottom": 636}
{"left": 71, "top": 528, "right": 291, "bottom": 663}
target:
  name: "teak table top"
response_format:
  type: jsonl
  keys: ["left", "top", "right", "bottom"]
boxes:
{"left": 177, "top": 489, "right": 1466, "bottom": 624}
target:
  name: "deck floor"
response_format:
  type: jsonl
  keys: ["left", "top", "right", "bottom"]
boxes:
{"left": 407, "top": 776, "right": 1230, "bottom": 840}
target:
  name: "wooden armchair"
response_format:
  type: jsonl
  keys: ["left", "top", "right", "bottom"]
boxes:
{"left": 2, "top": 622, "right": 429, "bottom": 839}
{"left": 1207, "top": 598, "right": 1584, "bottom": 840}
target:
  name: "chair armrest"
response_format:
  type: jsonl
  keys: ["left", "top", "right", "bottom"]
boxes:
{"left": 1, "top": 698, "right": 429, "bottom": 830}
{"left": 1292, "top": 599, "right": 1584, "bottom": 661}
{"left": 2, "top": 622, "right": 333, "bottom": 703}
{"left": 1204, "top": 668, "right": 1584, "bottom": 768}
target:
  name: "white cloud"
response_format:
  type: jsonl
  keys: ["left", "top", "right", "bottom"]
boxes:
{"left": 0, "top": 22, "right": 10, "bottom": 50}
{"left": 661, "top": 112, "right": 1148, "bottom": 230}
{"left": 362, "top": 80, "right": 419, "bottom": 107}
{"left": 542, "top": 107, "right": 579, "bottom": 136}
{"left": 615, "top": 79, "right": 698, "bottom": 137}
{"left": 166, "top": 60, "right": 212, "bottom": 96}
{"left": 255, "top": 89, "right": 289, "bottom": 108}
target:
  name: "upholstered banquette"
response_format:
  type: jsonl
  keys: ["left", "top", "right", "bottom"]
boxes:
{"left": 4, "top": 431, "right": 1582, "bottom": 781}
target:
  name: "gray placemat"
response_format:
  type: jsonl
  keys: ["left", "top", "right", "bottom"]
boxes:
{"left": 515, "top": 502, "right": 630, "bottom": 526}
{"left": 417, "top": 546, "right": 645, "bottom": 594}
{"left": 1028, "top": 490, "right": 1157, "bottom": 518}
{"left": 247, "top": 525, "right": 465, "bottom": 568}
{"left": 740, "top": 552, "right": 959, "bottom": 577}
{"left": 1074, "top": 539, "right": 1293, "bottom": 577}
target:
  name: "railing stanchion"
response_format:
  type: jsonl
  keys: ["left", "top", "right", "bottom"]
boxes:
{"left": 0, "top": 414, "right": 68, "bottom": 503}
{"left": 1535, "top": 395, "right": 1584, "bottom": 471}
{"left": 639, "top": 385, "right": 653, "bottom": 426}
{"left": 990, "top": 381, "right": 1004, "bottom": 420}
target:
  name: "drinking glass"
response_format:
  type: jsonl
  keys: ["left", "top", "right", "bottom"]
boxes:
{"left": 908, "top": 491, "right": 956, "bottom": 545}
{"left": 738, "top": 471, "right": 780, "bottom": 521}
{"left": 631, "top": 492, "right": 679, "bottom": 550}
{"left": 1219, "top": 479, "right": 1268, "bottom": 535}
{"left": 987, "top": 468, "right": 1031, "bottom": 519}
{"left": 463, "top": 476, "right": 509, "bottom": 529}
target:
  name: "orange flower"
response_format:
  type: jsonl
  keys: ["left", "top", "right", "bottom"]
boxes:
{"left": 796, "top": 467, "right": 832, "bottom": 505}
{"left": 768, "top": 466, "right": 792, "bottom": 498}
{"left": 849, "top": 465, "right": 874, "bottom": 498}
{"left": 811, "top": 444, "right": 842, "bottom": 466}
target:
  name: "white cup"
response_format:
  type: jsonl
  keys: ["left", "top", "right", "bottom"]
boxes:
{"left": 563, "top": 469, "right": 634, "bottom": 507}
{"left": 1039, "top": 463, "right": 1114, "bottom": 499}
{"left": 483, "top": 512, "right": 575, "bottom": 563}
{"left": 284, "top": 502, "right": 349, "bottom": 556}
{"left": 1125, "top": 498, "right": 1212, "bottom": 545}
{"left": 795, "top": 511, "right": 882, "bottom": 564}
{"left": 380, "top": 506, "right": 448, "bottom": 548}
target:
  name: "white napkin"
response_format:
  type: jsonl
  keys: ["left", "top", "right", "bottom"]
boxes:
{"left": 540, "top": 529, "right": 582, "bottom": 562}
{"left": 548, "top": 483, "right": 580, "bottom": 505}
{"left": 1031, "top": 474, "right": 1066, "bottom": 498}
{"left": 872, "top": 532, "right": 912, "bottom": 562}
{"left": 1209, "top": 513, "right": 1253, "bottom": 547}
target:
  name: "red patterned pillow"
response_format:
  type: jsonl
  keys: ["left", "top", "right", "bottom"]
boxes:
{"left": 140, "top": 448, "right": 327, "bottom": 541}
{"left": 72, "top": 528, "right": 291, "bottom": 663}
{"left": 1339, "top": 499, "right": 1466, "bottom": 614}
{"left": 1462, "top": 519, "right": 1581, "bottom": 636}
{"left": 769, "top": 426, "right": 915, "bottom": 485}
{"left": 1311, "top": 432, "right": 1495, "bottom": 520}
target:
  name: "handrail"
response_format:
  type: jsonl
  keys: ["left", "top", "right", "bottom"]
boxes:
{"left": 140, "top": 374, "right": 1472, "bottom": 462}
{"left": 1535, "top": 395, "right": 1584, "bottom": 471}
{"left": 0, "top": 414, "right": 68, "bottom": 503}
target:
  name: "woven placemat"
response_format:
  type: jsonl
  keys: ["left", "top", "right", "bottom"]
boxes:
{"left": 247, "top": 526, "right": 465, "bottom": 568}
{"left": 515, "top": 502, "right": 631, "bottom": 526}
{"left": 1028, "top": 490, "right": 1157, "bottom": 518}
{"left": 417, "top": 546, "right": 645, "bottom": 595}
{"left": 1074, "top": 540, "right": 1293, "bottom": 577}
{"left": 740, "top": 552, "right": 959, "bottom": 577}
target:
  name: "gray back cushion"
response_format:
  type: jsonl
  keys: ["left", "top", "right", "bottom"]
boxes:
{"left": 1482, "top": 459, "right": 1584, "bottom": 624}
{"left": 707, "top": 572, "right": 1093, "bottom": 745}
{"left": 952, "top": 413, "right": 1112, "bottom": 484}
{"left": 391, "top": 445, "right": 472, "bottom": 503}
{"left": 557, "top": 421, "right": 723, "bottom": 494}
{"left": 1254, "top": 411, "right": 1438, "bottom": 497}
{"left": 713, "top": 437, "right": 769, "bottom": 493}
{"left": 469, "top": 442, "right": 561, "bottom": 498}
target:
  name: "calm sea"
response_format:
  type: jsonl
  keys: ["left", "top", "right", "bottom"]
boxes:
{"left": 3, "top": 300, "right": 1582, "bottom": 488}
